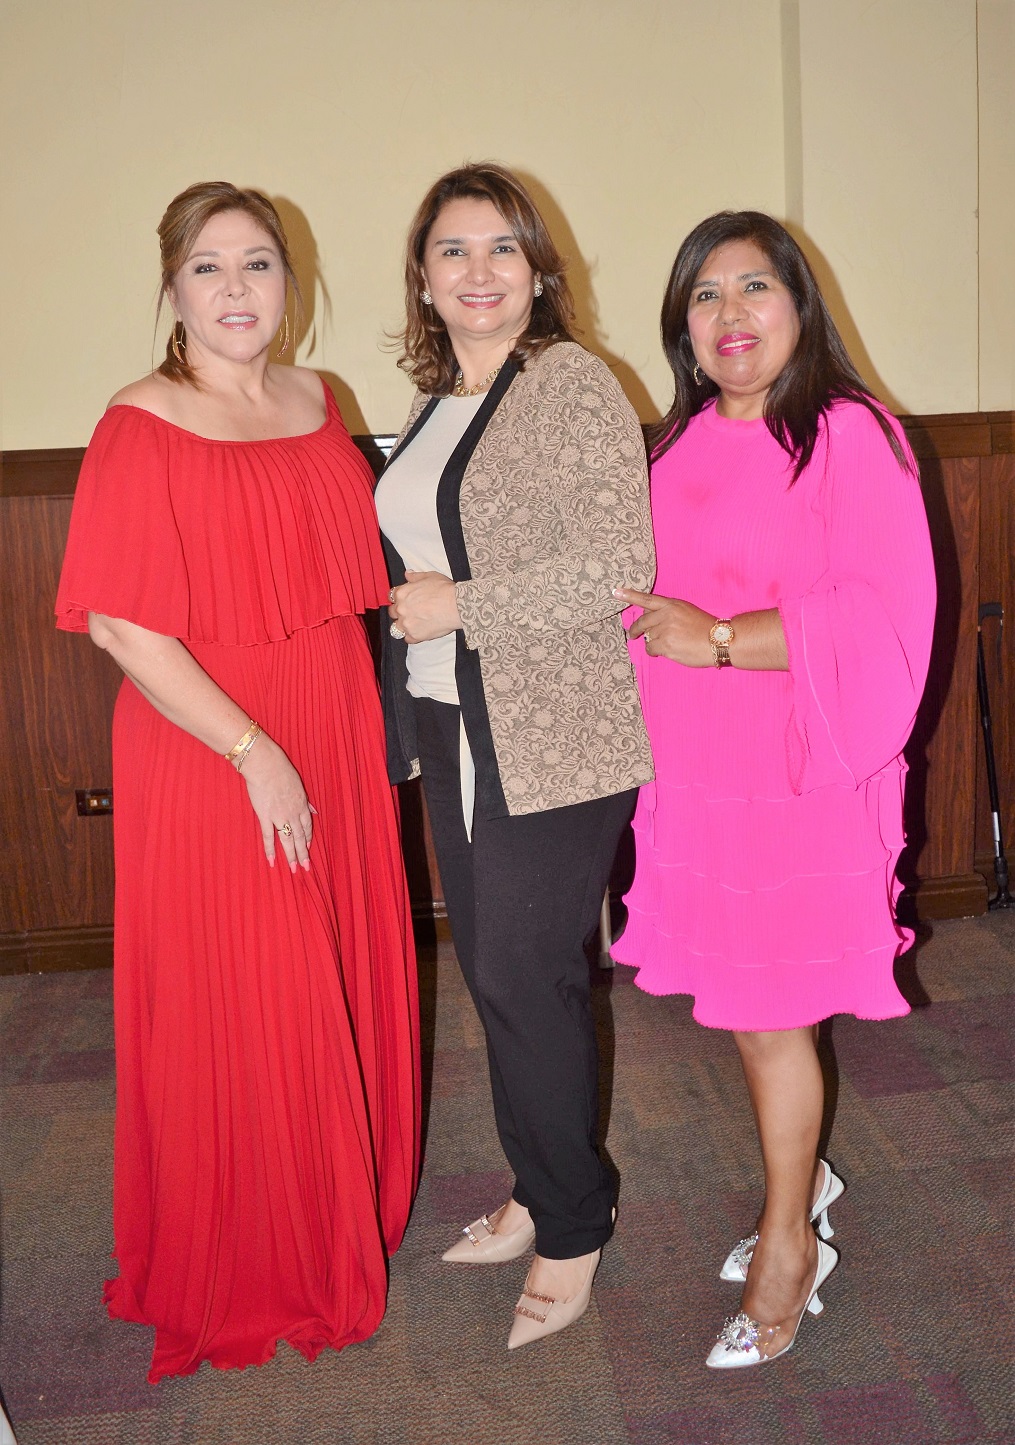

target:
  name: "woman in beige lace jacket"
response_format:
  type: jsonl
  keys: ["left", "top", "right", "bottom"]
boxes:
{"left": 376, "top": 163, "right": 653, "bottom": 1352}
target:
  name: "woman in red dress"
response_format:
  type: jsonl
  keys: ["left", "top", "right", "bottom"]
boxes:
{"left": 55, "top": 182, "right": 420, "bottom": 1382}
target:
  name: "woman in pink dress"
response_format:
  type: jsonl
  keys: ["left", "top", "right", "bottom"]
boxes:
{"left": 614, "top": 211, "right": 935, "bottom": 1369}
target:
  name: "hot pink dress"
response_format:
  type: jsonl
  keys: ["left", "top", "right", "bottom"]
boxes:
{"left": 615, "top": 400, "right": 936, "bottom": 1030}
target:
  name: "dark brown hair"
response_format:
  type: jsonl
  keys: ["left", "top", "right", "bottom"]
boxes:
{"left": 397, "top": 162, "right": 577, "bottom": 396}
{"left": 154, "top": 182, "right": 301, "bottom": 388}
{"left": 649, "top": 210, "right": 909, "bottom": 479}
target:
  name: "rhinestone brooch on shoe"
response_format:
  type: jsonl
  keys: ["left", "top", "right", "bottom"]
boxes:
{"left": 729, "top": 1233, "right": 758, "bottom": 1274}
{"left": 717, "top": 1311, "right": 760, "bottom": 1353}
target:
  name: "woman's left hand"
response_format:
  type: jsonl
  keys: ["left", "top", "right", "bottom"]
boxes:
{"left": 389, "top": 570, "right": 461, "bottom": 643}
{"left": 613, "top": 587, "right": 714, "bottom": 667}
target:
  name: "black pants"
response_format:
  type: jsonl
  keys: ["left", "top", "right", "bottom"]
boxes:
{"left": 414, "top": 696, "right": 635, "bottom": 1258}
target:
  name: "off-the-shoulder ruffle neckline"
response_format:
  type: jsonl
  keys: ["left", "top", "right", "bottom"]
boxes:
{"left": 106, "top": 382, "right": 338, "bottom": 447}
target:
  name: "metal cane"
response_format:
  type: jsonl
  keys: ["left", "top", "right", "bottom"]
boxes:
{"left": 976, "top": 603, "right": 1013, "bottom": 909}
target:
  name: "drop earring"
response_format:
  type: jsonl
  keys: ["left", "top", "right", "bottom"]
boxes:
{"left": 278, "top": 313, "right": 291, "bottom": 356}
{"left": 421, "top": 290, "right": 433, "bottom": 306}
{"left": 533, "top": 279, "right": 543, "bottom": 298}
{"left": 172, "top": 321, "right": 187, "bottom": 364}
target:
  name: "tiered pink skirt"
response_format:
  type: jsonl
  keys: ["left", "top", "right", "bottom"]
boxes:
{"left": 615, "top": 661, "right": 911, "bottom": 1031}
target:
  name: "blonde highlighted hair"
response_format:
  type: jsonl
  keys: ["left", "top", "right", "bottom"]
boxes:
{"left": 154, "top": 181, "right": 301, "bottom": 387}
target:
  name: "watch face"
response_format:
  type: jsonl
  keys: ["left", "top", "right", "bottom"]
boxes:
{"left": 712, "top": 622, "right": 734, "bottom": 645}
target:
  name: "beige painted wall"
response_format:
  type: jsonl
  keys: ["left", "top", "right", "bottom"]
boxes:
{"left": 978, "top": 0, "right": 1015, "bottom": 412}
{"left": 0, "top": 0, "right": 1010, "bottom": 449}
{"left": 790, "top": 0, "right": 981, "bottom": 415}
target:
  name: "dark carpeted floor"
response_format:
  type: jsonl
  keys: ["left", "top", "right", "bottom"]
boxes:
{"left": 1, "top": 912, "right": 1012, "bottom": 1445}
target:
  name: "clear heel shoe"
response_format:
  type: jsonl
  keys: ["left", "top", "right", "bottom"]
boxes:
{"left": 719, "top": 1159, "right": 844, "bottom": 1282}
{"left": 706, "top": 1239, "right": 839, "bottom": 1369}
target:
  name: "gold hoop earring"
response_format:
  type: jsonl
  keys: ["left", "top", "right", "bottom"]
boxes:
{"left": 693, "top": 362, "right": 705, "bottom": 386}
{"left": 171, "top": 321, "right": 186, "bottom": 364}
{"left": 278, "top": 313, "right": 291, "bottom": 356}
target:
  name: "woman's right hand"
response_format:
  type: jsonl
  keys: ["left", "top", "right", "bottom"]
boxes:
{"left": 239, "top": 735, "right": 315, "bottom": 872}
{"left": 614, "top": 588, "right": 714, "bottom": 666}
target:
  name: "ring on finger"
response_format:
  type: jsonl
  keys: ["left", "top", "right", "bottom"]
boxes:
{"left": 644, "top": 631, "right": 652, "bottom": 645}
{"left": 388, "top": 588, "right": 396, "bottom": 603}
{"left": 390, "top": 623, "right": 406, "bottom": 640}
{"left": 280, "top": 822, "right": 293, "bottom": 838}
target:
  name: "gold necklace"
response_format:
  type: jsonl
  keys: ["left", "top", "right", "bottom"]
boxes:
{"left": 452, "top": 364, "right": 502, "bottom": 398}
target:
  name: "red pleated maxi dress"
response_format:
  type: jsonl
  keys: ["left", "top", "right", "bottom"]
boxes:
{"left": 55, "top": 388, "right": 420, "bottom": 1382}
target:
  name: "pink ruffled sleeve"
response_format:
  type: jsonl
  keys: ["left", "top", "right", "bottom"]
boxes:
{"left": 778, "top": 405, "right": 936, "bottom": 794}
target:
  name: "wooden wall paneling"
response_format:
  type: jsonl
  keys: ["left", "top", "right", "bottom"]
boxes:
{"left": 989, "top": 413, "right": 1014, "bottom": 455}
{"left": 901, "top": 415, "right": 992, "bottom": 461}
{"left": 3, "top": 415, "right": 1010, "bottom": 973}
{"left": 901, "top": 454, "right": 987, "bottom": 916}
{"left": 0, "top": 496, "right": 120, "bottom": 966}
{"left": 974, "top": 451, "right": 1014, "bottom": 892}
{"left": 0, "top": 448, "right": 84, "bottom": 498}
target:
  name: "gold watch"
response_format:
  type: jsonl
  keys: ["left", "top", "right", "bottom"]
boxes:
{"left": 709, "top": 618, "right": 734, "bottom": 668}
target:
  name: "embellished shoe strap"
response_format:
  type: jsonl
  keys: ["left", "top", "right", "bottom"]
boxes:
{"left": 730, "top": 1232, "right": 759, "bottom": 1273}
{"left": 717, "top": 1310, "right": 760, "bottom": 1353}
{"left": 514, "top": 1288, "right": 556, "bottom": 1324}
{"left": 462, "top": 1214, "right": 495, "bottom": 1247}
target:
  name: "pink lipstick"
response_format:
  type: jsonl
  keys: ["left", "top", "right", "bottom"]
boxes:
{"left": 717, "top": 332, "right": 759, "bottom": 355}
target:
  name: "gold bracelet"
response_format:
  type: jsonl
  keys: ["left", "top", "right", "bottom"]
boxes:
{"left": 225, "top": 720, "right": 262, "bottom": 770}
{"left": 233, "top": 732, "right": 261, "bottom": 772}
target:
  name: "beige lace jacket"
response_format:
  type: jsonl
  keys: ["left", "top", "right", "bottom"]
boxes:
{"left": 395, "top": 341, "right": 655, "bottom": 815}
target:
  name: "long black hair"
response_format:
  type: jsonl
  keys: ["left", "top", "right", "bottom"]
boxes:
{"left": 648, "top": 211, "right": 910, "bottom": 480}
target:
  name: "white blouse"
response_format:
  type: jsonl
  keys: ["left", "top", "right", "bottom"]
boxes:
{"left": 375, "top": 393, "right": 484, "bottom": 704}
{"left": 375, "top": 392, "right": 485, "bottom": 837}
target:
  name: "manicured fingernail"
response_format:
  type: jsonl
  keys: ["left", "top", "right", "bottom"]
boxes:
{"left": 268, "top": 857, "right": 275, "bottom": 868}
{"left": 612, "top": 588, "right": 625, "bottom": 597}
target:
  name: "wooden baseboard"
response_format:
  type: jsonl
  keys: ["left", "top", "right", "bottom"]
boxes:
{"left": 0, "top": 925, "right": 114, "bottom": 974}
{"left": 974, "top": 849, "right": 1014, "bottom": 905}
{"left": 900, "top": 872, "right": 988, "bottom": 922}
{"left": 0, "top": 915, "right": 451, "bottom": 975}
{"left": 0, "top": 873, "right": 985, "bottom": 978}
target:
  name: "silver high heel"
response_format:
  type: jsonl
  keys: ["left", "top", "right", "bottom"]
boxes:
{"left": 706, "top": 1239, "right": 839, "bottom": 1369}
{"left": 719, "top": 1159, "right": 844, "bottom": 1282}
{"left": 441, "top": 1203, "right": 535, "bottom": 1263}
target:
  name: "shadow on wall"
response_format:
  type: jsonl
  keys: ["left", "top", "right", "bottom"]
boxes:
{"left": 275, "top": 176, "right": 666, "bottom": 432}
{"left": 271, "top": 194, "right": 370, "bottom": 435}
{"left": 784, "top": 222, "right": 903, "bottom": 414}
{"left": 516, "top": 170, "right": 662, "bottom": 426}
